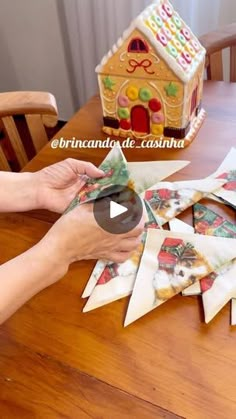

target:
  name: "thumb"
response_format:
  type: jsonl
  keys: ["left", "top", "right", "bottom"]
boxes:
{"left": 67, "top": 159, "right": 105, "bottom": 179}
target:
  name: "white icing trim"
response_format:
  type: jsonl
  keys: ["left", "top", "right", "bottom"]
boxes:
{"left": 95, "top": 0, "right": 205, "bottom": 84}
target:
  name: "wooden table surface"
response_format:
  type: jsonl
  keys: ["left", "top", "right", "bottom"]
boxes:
{"left": 0, "top": 81, "right": 236, "bottom": 418}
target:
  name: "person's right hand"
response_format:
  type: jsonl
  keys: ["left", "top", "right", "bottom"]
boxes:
{"left": 40, "top": 202, "right": 145, "bottom": 279}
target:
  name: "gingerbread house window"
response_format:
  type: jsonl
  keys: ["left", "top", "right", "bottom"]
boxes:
{"left": 128, "top": 38, "right": 148, "bottom": 53}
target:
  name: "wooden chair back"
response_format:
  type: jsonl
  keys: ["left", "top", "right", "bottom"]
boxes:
{"left": 0, "top": 91, "right": 58, "bottom": 171}
{"left": 199, "top": 23, "right": 236, "bottom": 82}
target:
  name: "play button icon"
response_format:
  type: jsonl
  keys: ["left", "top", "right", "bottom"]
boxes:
{"left": 93, "top": 184, "right": 143, "bottom": 234}
{"left": 110, "top": 201, "right": 128, "bottom": 219}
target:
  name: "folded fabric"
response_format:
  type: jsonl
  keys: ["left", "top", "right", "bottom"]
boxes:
{"left": 169, "top": 219, "right": 200, "bottom": 295}
{"left": 83, "top": 202, "right": 159, "bottom": 312}
{"left": 66, "top": 143, "right": 190, "bottom": 212}
{"left": 194, "top": 203, "right": 236, "bottom": 238}
{"left": 202, "top": 259, "right": 236, "bottom": 323}
{"left": 209, "top": 147, "right": 236, "bottom": 208}
{"left": 124, "top": 230, "right": 236, "bottom": 326}
{"left": 142, "top": 178, "right": 225, "bottom": 226}
{"left": 66, "top": 144, "right": 129, "bottom": 212}
{"left": 182, "top": 204, "right": 236, "bottom": 297}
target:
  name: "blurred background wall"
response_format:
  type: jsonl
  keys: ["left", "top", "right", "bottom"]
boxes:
{"left": 0, "top": 0, "right": 236, "bottom": 119}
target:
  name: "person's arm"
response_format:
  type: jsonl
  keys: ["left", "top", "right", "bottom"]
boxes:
{"left": 0, "top": 203, "right": 144, "bottom": 324}
{"left": 0, "top": 159, "right": 104, "bottom": 213}
{"left": 0, "top": 172, "right": 39, "bottom": 212}
{"left": 0, "top": 237, "right": 68, "bottom": 324}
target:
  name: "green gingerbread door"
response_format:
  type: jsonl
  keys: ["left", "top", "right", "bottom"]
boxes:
{"left": 131, "top": 105, "right": 150, "bottom": 134}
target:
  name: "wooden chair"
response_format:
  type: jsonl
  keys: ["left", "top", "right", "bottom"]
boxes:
{"left": 0, "top": 91, "right": 58, "bottom": 171}
{"left": 199, "top": 23, "right": 236, "bottom": 82}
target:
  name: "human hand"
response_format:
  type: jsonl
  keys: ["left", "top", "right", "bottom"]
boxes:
{"left": 40, "top": 202, "right": 145, "bottom": 273}
{"left": 35, "top": 158, "right": 104, "bottom": 213}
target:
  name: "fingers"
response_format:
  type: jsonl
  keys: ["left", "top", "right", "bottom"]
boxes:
{"left": 66, "top": 159, "right": 104, "bottom": 179}
{"left": 116, "top": 236, "right": 142, "bottom": 252}
{"left": 107, "top": 251, "right": 133, "bottom": 264}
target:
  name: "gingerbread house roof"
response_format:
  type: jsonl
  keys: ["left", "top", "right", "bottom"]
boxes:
{"left": 95, "top": 0, "right": 205, "bottom": 84}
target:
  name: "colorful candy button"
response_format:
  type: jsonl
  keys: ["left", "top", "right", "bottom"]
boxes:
{"left": 186, "top": 43, "right": 195, "bottom": 56}
{"left": 118, "top": 94, "right": 129, "bottom": 107}
{"left": 146, "top": 17, "right": 158, "bottom": 33}
{"left": 181, "top": 27, "right": 191, "bottom": 41}
{"left": 173, "top": 38, "right": 183, "bottom": 52}
{"left": 151, "top": 124, "right": 164, "bottom": 136}
{"left": 167, "top": 20, "right": 177, "bottom": 34}
{"left": 118, "top": 107, "right": 130, "bottom": 119}
{"left": 120, "top": 119, "right": 131, "bottom": 130}
{"left": 139, "top": 87, "right": 152, "bottom": 102}
{"left": 162, "top": 2, "right": 173, "bottom": 17}
{"left": 149, "top": 98, "right": 162, "bottom": 112}
{"left": 167, "top": 44, "right": 178, "bottom": 58}
{"left": 154, "top": 15, "right": 163, "bottom": 28}
{"left": 157, "top": 33, "right": 168, "bottom": 46}
{"left": 152, "top": 112, "right": 164, "bottom": 124}
{"left": 176, "top": 32, "right": 186, "bottom": 46}
{"left": 172, "top": 14, "right": 182, "bottom": 29}
{"left": 177, "top": 56, "right": 188, "bottom": 70}
{"left": 163, "top": 27, "right": 172, "bottom": 41}
{"left": 126, "top": 86, "right": 138, "bottom": 101}
{"left": 182, "top": 51, "right": 192, "bottom": 64}
{"left": 159, "top": 7, "right": 168, "bottom": 21}
{"left": 191, "top": 40, "right": 200, "bottom": 52}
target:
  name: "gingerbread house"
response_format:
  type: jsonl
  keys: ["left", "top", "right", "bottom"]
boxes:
{"left": 96, "top": 0, "right": 206, "bottom": 146}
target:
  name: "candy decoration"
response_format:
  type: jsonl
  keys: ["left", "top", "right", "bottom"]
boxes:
{"left": 151, "top": 124, "right": 164, "bottom": 136}
{"left": 173, "top": 38, "right": 183, "bottom": 52}
{"left": 186, "top": 44, "right": 195, "bottom": 56}
{"left": 162, "top": 3, "right": 173, "bottom": 17}
{"left": 182, "top": 51, "right": 192, "bottom": 64}
{"left": 167, "top": 21, "right": 177, "bottom": 34}
{"left": 191, "top": 40, "right": 200, "bottom": 52}
{"left": 181, "top": 28, "right": 191, "bottom": 41}
{"left": 157, "top": 33, "right": 168, "bottom": 46}
{"left": 139, "top": 87, "right": 152, "bottom": 102}
{"left": 176, "top": 32, "right": 186, "bottom": 46}
{"left": 167, "top": 44, "right": 178, "bottom": 58}
{"left": 152, "top": 112, "right": 164, "bottom": 124}
{"left": 147, "top": 17, "right": 157, "bottom": 33}
{"left": 118, "top": 94, "right": 129, "bottom": 107}
{"left": 120, "top": 119, "right": 131, "bottom": 130}
{"left": 149, "top": 98, "right": 162, "bottom": 112}
{"left": 103, "top": 76, "right": 115, "bottom": 90}
{"left": 172, "top": 14, "right": 182, "bottom": 29}
{"left": 126, "top": 85, "right": 139, "bottom": 101}
{"left": 163, "top": 27, "right": 172, "bottom": 41}
{"left": 177, "top": 56, "right": 188, "bottom": 70}
{"left": 159, "top": 7, "right": 168, "bottom": 21}
{"left": 164, "top": 82, "right": 178, "bottom": 97}
{"left": 154, "top": 15, "right": 163, "bottom": 28}
{"left": 118, "top": 107, "right": 130, "bottom": 119}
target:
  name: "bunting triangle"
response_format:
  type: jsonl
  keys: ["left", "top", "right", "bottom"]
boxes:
{"left": 124, "top": 230, "right": 236, "bottom": 326}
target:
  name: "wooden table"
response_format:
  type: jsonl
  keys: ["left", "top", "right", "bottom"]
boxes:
{"left": 0, "top": 81, "right": 236, "bottom": 418}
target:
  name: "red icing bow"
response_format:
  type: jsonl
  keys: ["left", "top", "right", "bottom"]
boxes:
{"left": 126, "top": 59, "right": 155, "bottom": 74}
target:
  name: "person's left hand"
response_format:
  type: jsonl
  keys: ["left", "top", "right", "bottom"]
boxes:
{"left": 36, "top": 158, "right": 104, "bottom": 213}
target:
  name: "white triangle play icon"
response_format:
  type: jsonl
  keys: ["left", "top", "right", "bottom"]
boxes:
{"left": 110, "top": 201, "right": 128, "bottom": 219}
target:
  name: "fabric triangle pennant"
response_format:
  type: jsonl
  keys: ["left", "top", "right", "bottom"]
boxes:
{"left": 142, "top": 178, "right": 225, "bottom": 226}
{"left": 169, "top": 218, "right": 200, "bottom": 295}
{"left": 66, "top": 143, "right": 190, "bottom": 213}
{"left": 66, "top": 144, "right": 129, "bottom": 212}
{"left": 127, "top": 160, "right": 190, "bottom": 194}
{"left": 194, "top": 203, "right": 236, "bottom": 238}
{"left": 202, "top": 259, "right": 236, "bottom": 323}
{"left": 83, "top": 203, "right": 159, "bottom": 312}
{"left": 182, "top": 203, "right": 236, "bottom": 297}
{"left": 124, "top": 230, "right": 236, "bottom": 326}
{"left": 208, "top": 147, "right": 236, "bottom": 208}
